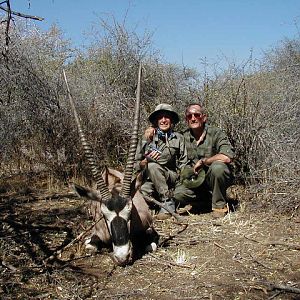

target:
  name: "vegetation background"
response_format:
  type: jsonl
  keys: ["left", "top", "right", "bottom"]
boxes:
{"left": 0, "top": 2, "right": 300, "bottom": 299}
{"left": 1, "top": 15, "right": 299, "bottom": 214}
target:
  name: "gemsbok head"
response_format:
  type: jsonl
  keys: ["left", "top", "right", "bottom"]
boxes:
{"left": 63, "top": 64, "right": 155, "bottom": 266}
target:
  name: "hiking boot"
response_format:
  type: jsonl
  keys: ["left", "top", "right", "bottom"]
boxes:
{"left": 211, "top": 206, "right": 228, "bottom": 219}
{"left": 155, "top": 212, "right": 172, "bottom": 220}
{"left": 155, "top": 198, "right": 175, "bottom": 220}
{"left": 177, "top": 204, "right": 193, "bottom": 215}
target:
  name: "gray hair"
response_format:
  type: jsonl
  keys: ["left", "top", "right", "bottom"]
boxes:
{"left": 185, "top": 103, "right": 207, "bottom": 116}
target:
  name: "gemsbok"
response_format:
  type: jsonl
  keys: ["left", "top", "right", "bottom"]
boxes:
{"left": 63, "top": 65, "right": 157, "bottom": 266}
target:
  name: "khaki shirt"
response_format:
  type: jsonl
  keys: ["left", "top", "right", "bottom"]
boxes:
{"left": 183, "top": 125, "right": 235, "bottom": 165}
{"left": 135, "top": 131, "right": 188, "bottom": 172}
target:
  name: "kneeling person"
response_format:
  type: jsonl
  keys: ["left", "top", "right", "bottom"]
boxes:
{"left": 174, "top": 103, "right": 235, "bottom": 218}
{"left": 135, "top": 104, "right": 187, "bottom": 219}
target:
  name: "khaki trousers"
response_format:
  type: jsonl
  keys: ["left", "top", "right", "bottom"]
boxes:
{"left": 140, "top": 162, "right": 178, "bottom": 201}
{"left": 174, "top": 161, "right": 233, "bottom": 209}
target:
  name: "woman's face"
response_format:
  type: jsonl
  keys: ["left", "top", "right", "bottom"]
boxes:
{"left": 156, "top": 112, "right": 172, "bottom": 132}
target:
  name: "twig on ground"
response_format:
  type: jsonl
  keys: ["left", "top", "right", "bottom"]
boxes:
{"left": 44, "top": 217, "right": 103, "bottom": 263}
{"left": 244, "top": 235, "right": 300, "bottom": 250}
{"left": 213, "top": 241, "right": 230, "bottom": 253}
{"left": 262, "top": 281, "right": 300, "bottom": 294}
{"left": 213, "top": 242, "right": 245, "bottom": 265}
{"left": 143, "top": 195, "right": 185, "bottom": 223}
{"left": 167, "top": 236, "right": 216, "bottom": 246}
{"left": 1, "top": 259, "right": 18, "bottom": 272}
{"left": 158, "top": 223, "right": 189, "bottom": 247}
{"left": 268, "top": 291, "right": 282, "bottom": 300}
{"left": 249, "top": 253, "right": 271, "bottom": 269}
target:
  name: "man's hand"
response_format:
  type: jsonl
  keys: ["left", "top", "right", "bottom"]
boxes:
{"left": 194, "top": 158, "right": 207, "bottom": 174}
{"left": 144, "top": 127, "right": 155, "bottom": 141}
{"left": 194, "top": 154, "right": 231, "bottom": 174}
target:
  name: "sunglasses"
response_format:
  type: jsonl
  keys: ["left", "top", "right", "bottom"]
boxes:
{"left": 186, "top": 113, "right": 202, "bottom": 120}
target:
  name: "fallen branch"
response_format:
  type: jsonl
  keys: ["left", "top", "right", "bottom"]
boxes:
{"left": 158, "top": 223, "right": 189, "bottom": 247}
{"left": 44, "top": 217, "right": 103, "bottom": 263}
{"left": 249, "top": 253, "right": 271, "bottom": 269}
{"left": 270, "top": 283, "right": 300, "bottom": 294}
{"left": 143, "top": 195, "right": 185, "bottom": 223}
{"left": 213, "top": 241, "right": 230, "bottom": 253}
{"left": 244, "top": 235, "right": 300, "bottom": 251}
{"left": 1, "top": 259, "right": 18, "bottom": 272}
{"left": 36, "top": 191, "right": 79, "bottom": 201}
{"left": 261, "top": 281, "right": 300, "bottom": 294}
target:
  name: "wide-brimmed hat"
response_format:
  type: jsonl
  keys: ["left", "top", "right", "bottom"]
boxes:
{"left": 180, "top": 166, "right": 206, "bottom": 189}
{"left": 148, "top": 103, "right": 180, "bottom": 124}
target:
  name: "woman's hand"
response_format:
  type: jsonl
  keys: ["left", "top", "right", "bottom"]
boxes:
{"left": 144, "top": 127, "right": 155, "bottom": 141}
{"left": 146, "top": 149, "right": 161, "bottom": 161}
{"left": 140, "top": 149, "right": 161, "bottom": 169}
{"left": 140, "top": 158, "right": 148, "bottom": 169}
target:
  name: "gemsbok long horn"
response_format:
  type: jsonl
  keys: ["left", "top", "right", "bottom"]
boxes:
{"left": 62, "top": 69, "right": 111, "bottom": 202}
{"left": 121, "top": 63, "right": 142, "bottom": 198}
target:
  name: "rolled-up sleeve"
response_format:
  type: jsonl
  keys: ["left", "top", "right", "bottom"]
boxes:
{"left": 177, "top": 134, "right": 188, "bottom": 170}
{"left": 216, "top": 131, "right": 235, "bottom": 159}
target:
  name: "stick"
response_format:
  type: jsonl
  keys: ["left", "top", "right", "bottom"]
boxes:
{"left": 44, "top": 217, "right": 103, "bottom": 263}
{"left": 158, "top": 223, "right": 189, "bottom": 247}
{"left": 244, "top": 235, "right": 300, "bottom": 250}
{"left": 261, "top": 281, "right": 300, "bottom": 294}
{"left": 143, "top": 195, "right": 185, "bottom": 223}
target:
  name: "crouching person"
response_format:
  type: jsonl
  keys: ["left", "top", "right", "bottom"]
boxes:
{"left": 173, "top": 103, "right": 235, "bottom": 218}
{"left": 135, "top": 104, "right": 187, "bottom": 219}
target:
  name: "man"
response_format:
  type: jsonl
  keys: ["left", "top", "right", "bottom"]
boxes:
{"left": 135, "top": 103, "right": 188, "bottom": 219}
{"left": 173, "top": 103, "right": 235, "bottom": 218}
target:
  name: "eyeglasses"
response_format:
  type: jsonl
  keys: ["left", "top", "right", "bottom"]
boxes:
{"left": 186, "top": 113, "right": 202, "bottom": 120}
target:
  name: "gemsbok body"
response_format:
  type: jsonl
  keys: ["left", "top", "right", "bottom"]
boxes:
{"left": 63, "top": 65, "right": 157, "bottom": 266}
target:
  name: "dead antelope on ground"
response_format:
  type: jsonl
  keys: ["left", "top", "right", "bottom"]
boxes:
{"left": 63, "top": 65, "right": 157, "bottom": 266}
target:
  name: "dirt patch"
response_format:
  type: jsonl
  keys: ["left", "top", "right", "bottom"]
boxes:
{"left": 0, "top": 184, "right": 299, "bottom": 299}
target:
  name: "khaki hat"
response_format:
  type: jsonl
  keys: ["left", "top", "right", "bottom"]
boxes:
{"left": 148, "top": 103, "right": 180, "bottom": 124}
{"left": 180, "top": 166, "right": 206, "bottom": 189}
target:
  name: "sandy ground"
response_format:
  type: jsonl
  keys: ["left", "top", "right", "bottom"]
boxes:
{"left": 0, "top": 184, "right": 299, "bottom": 300}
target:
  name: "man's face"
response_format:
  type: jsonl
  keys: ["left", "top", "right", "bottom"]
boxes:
{"left": 185, "top": 105, "right": 207, "bottom": 130}
{"left": 156, "top": 112, "right": 172, "bottom": 132}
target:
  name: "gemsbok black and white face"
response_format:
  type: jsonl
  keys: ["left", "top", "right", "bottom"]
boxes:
{"left": 63, "top": 64, "right": 144, "bottom": 266}
{"left": 73, "top": 181, "right": 135, "bottom": 265}
{"left": 101, "top": 195, "right": 133, "bottom": 265}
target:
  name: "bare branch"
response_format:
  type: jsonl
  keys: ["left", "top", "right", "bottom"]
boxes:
{"left": 0, "top": 3, "right": 44, "bottom": 21}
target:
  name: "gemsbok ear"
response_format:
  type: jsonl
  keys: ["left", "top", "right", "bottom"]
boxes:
{"left": 103, "top": 167, "right": 123, "bottom": 193}
{"left": 72, "top": 183, "right": 101, "bottom": 202}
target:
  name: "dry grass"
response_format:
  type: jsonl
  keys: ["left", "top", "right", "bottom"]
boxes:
{"left": 0, "top": 176, "right": 299, "bottom": 300}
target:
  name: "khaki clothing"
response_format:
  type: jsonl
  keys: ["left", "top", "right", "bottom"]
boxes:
{"left": 184, "top": 125, "right": 235, "bottom": 164}
{"left": 174, "top": 125, "right": 235, "bottom": 209}
{"left": 135, "top": 131, "right": 188, "bottom": 201}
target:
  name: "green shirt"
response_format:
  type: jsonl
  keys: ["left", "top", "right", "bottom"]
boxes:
{"left": 183, "top": 125, "right": 235, "bottom": 165}
{"left": 135, "top": 131, "right": 188, "bottom": 172}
